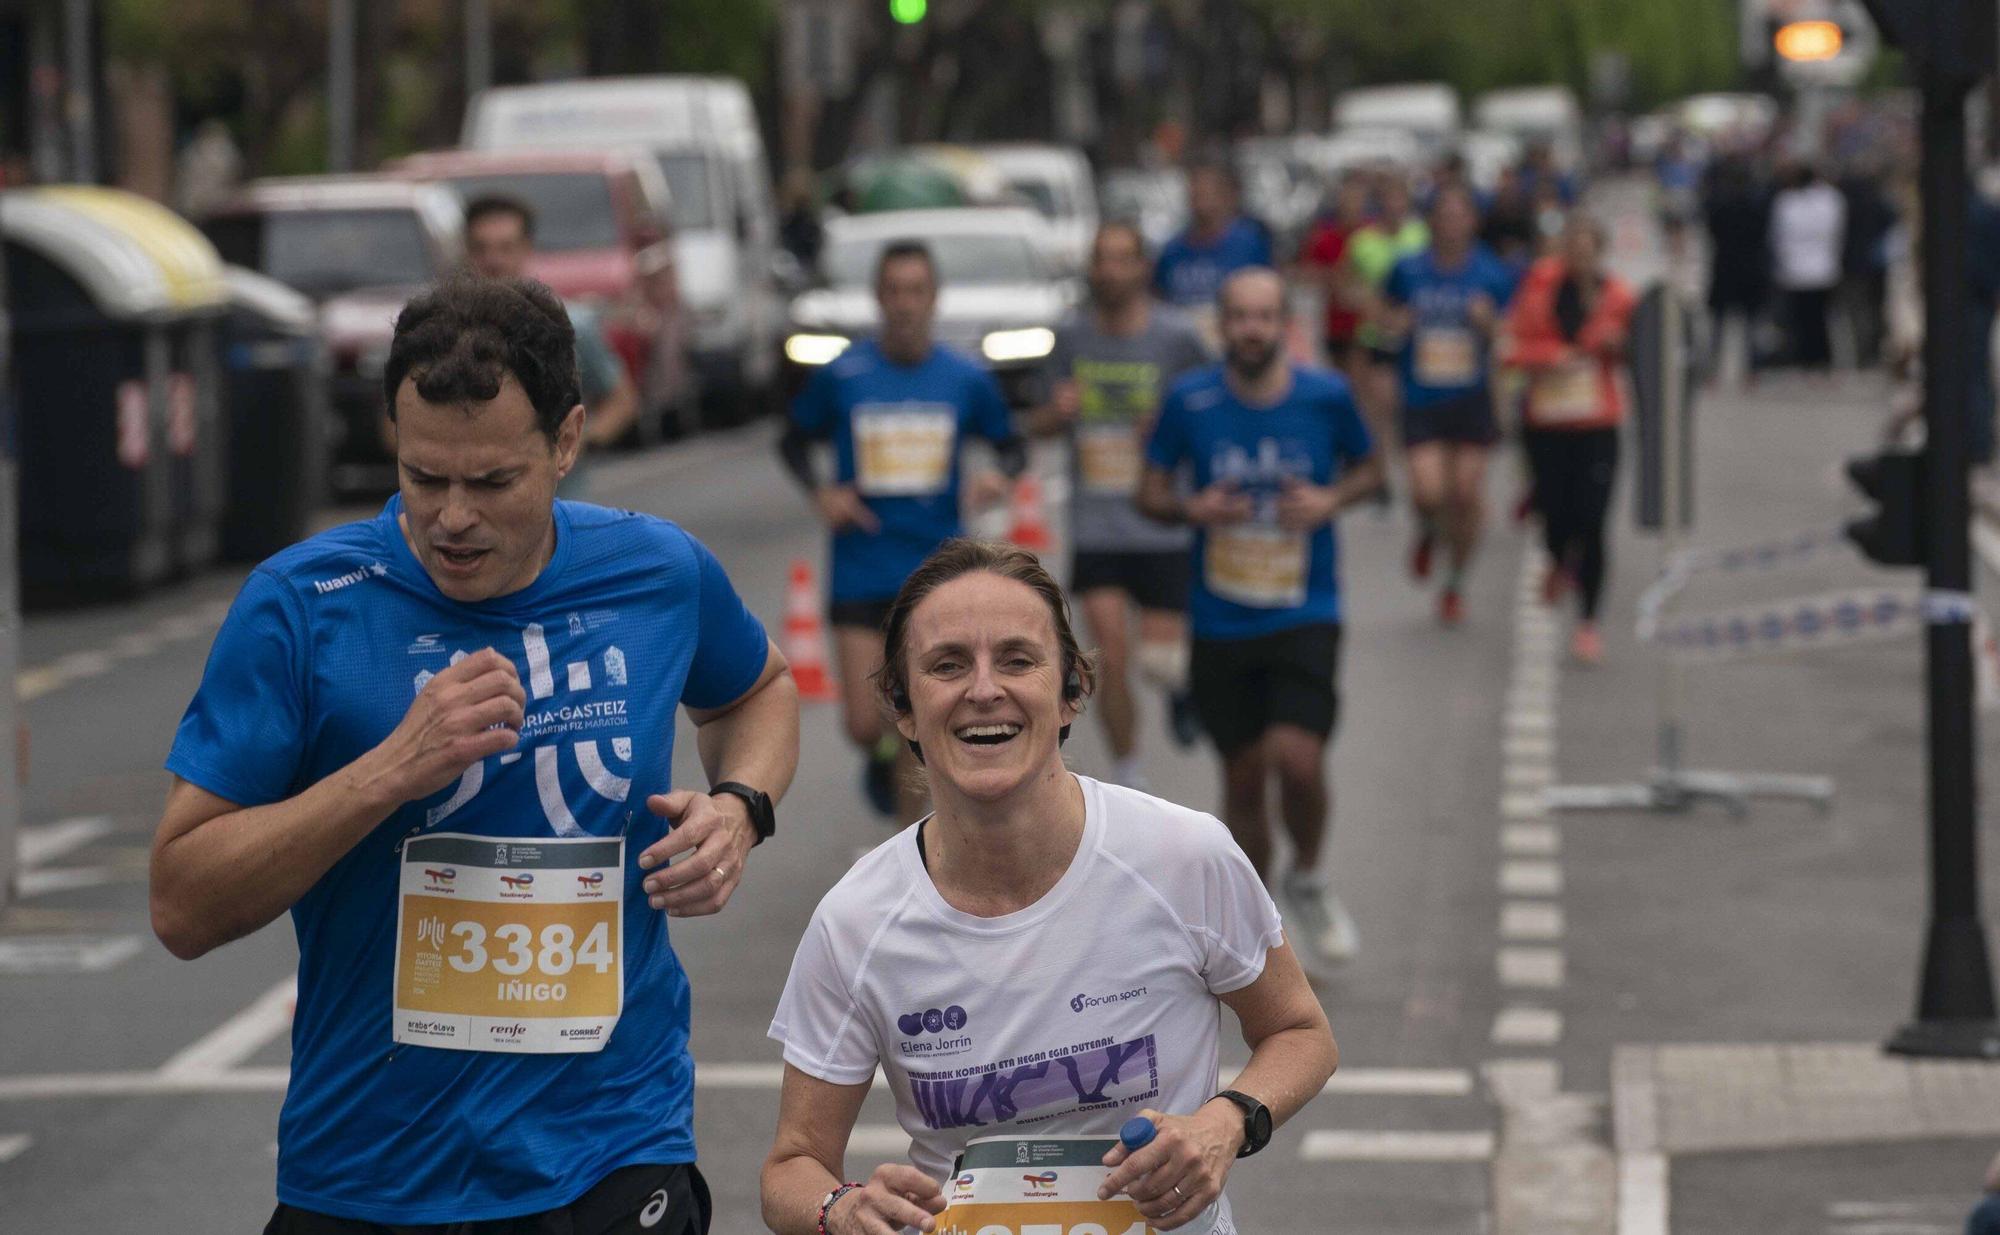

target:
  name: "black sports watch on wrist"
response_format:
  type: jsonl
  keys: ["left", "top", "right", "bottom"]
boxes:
{"left": 1213, "top": 1090, "right": 1272, "bottom": 1158}
{"left": 709, "top": 781, "right": 775, "bottom": 846}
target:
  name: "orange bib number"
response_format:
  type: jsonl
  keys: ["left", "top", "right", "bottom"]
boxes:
{"left": 394, "top": 833, "right": 623, "bottom": 1053}
{"left": 1531, "top": 363, "right": 1601, "bottom": 426}
{"left": 1414, "top": 327, "right": 1479, "bottom": 387}
{"left": 1077, "top": 426, "right": 1144, "bottom": 496}
{"left": 854, "top": 405, "right": 956, "bottom": 497}
{"left": 1205, "top": 526, "right": 1308, "bottom": 609}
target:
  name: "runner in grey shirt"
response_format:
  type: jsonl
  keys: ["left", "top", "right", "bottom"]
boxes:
{"left": 1029, "top": 221, "right": 1211, "bottom": 788}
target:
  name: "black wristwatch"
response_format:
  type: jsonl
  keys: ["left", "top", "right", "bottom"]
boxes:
{"left": 1213, "top": 1090, "right": 1272, "bottom": 1158}
{"left": 709, "top": 781, "right": 775, "bottom": 846}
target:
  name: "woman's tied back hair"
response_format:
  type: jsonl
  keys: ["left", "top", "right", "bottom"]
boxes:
{"left": 382, "top": 275, "right": 582, "bottom": 439}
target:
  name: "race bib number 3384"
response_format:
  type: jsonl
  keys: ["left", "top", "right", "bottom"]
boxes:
{"left": 393, "top": 833, "right": 623, "bottom": 1053}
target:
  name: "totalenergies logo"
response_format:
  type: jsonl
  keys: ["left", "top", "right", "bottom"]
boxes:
{"left": 422, "top": 867, "right": 457, "bottom": 891}
{"left": 499, "top": 874, "right": 535, "bottom": 891}
{"left": 1022, "top": 1171, "right": 1058, "bottom": 1194}
{"left": 577, "top": 872, "right": 605, "bottom": 889}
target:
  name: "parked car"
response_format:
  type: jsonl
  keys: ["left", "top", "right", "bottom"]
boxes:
{"left": 1099, "top": 167, "right": 1188, "bottom": 254}
{"left": 784, "top": 207, "right": 1074, "bottom": 409}
{"left": 1335, "top": 83, "right": 1464, "bottom": 161}
{"left": 387, "top": 146, "right": 695, "bottom": 436}
{"left": 1474, "top": 86, "right": 1586, "bottom": 173}
{"left": 199, "top": 176, "right": 464, "bottom": 495}
{"left": 970, "top": 143, "right": 1099, "bottom": 275}
{"left": 464, "top": 76, "right": 783, "bottom": 414}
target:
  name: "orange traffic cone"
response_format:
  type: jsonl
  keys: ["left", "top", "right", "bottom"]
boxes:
{"left": 1006, "top": 474, "right": 1055, "bottom": 553}
{"left": 783, "top": 559, "right": 838, "bottom": 703}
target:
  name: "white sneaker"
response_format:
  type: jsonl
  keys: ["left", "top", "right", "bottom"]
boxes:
{"left": 1278, "top": 872, "right": 1359, "bottom": 972}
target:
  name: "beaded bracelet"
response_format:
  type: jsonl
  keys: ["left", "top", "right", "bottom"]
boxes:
{"left": 817, "top": 1181, "right": 864, "bottom": 1235}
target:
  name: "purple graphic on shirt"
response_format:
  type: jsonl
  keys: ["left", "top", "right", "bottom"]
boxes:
{"left": 906, "top": 1035, "right": 1161, "bottom": 1131}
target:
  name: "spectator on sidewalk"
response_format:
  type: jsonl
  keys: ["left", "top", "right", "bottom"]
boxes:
{"left": 1703, "top": 153, "right": 1772, "bottom": 385}
{"left": 1770, "top": 163, "right": 1847, "bottom": 376}
{"left": 1838, "top": 157, "right": 1898, "bottom": 369}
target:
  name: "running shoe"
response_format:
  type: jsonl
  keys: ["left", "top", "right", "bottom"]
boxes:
{"left": 1438, "top": 588, "right": 1464, "bottom": 626}
{"left": 1278, "top": 871, "right": 1360, "bottom": 971}
{"left": 1168, "top": 689, "right": 1204, "bottom": 748}
{"left": 862, "top": 737, "right": 899, "bottom": 817}
{"left": 1409, "top": 532, "right": 1434, "bottom": 581}
{"left": 1570, "top": 623, "right": 1605, "bottom": 666}
{"left": 1539, "top": 564, "right": 1571, "bottom": 607}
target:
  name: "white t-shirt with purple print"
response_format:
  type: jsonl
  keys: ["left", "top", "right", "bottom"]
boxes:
{"left": 769, "top": 775, "right": 1285, "bottom": 1230}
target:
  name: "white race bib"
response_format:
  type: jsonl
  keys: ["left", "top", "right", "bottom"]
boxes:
{"left": 1531, "top": 362, "right": 1601, "bottom": 425}
{"left": 1414, "top": 327, "right": 1479, "bottom": 387}
{"left": 853, "top": 404, "right": 956, "bottom": 497}
{"left": 393, "top": 833, "right": 624, "bottom": 1053}
{"left": 938, "top": 1135, "right": 1226, "bottom": 1235}
{"left": 1205, "top": 526, "right": 1308, "bottom": 609}
{"left": 1077, "top": 425, "right": 1145, "bottom": 496}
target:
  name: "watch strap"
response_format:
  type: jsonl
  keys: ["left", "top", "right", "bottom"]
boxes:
{"left": 710, "top": 781, "right": 775, "bottom": 845}
{"left": 1214, "top": 1089, "right": 1271, "bottom": 1157}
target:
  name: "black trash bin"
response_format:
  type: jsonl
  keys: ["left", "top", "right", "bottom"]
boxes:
{"left": 2, "top": 186, "right": 228, "bottom": 600}
{"left": 218, "top": 266, "right": 327, "bottom": 562}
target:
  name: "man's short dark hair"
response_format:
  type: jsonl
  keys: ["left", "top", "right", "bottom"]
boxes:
{"left": 1092, "top": 219, "right": 1150, "bottom": 264}
{"left": 382, "top": 276, "right": 580, "bottom": 440}
{"left": 463, "top": 194, "right": 536, "bottom": 240}
{"left": 876, "top": 239, "right": 936, "bottom": 285}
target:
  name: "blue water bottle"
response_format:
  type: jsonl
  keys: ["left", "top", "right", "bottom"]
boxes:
{"left": 1119, "top": 1115, "right": 1157, "bottom": 1152}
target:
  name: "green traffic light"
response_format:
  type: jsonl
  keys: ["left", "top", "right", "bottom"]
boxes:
{"left": 890, "top": 0, "right": 926, "bottom": 23}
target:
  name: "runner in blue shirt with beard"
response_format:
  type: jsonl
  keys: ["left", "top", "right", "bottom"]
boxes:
{"left": 1139, "top": 269, "right": 1384, "bottom": 977}
{"left": 1154, "top": 161, "right": 1277, "bottom": 317}
{"left": 152, "top": 276, "right": 801, "bottom": 1234}
{"left": 1379, "top": 184, "right": 1519, "bottom": 627}
{"left": 779, "top": 240, "right": 1024, "bottom": 824}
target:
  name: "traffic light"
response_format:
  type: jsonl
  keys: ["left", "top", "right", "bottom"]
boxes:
{"left": 1774, "top": 19, "right": 1844, "bottom": 62}
{"left": 890, "top": 0, "right": 926, "bottom": 24}
{"left": 1845, "top": 448, "right": 1925, "bottom": 566}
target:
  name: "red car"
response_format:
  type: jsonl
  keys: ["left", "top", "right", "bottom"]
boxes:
{"left": 387, "top": 147, "right": 693, "bottom": 438}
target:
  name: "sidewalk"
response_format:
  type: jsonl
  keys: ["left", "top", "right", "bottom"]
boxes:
{"left": 1542, "top": 369, "right": 2000, "bottom": 1232}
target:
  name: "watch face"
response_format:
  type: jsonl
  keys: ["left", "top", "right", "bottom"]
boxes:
{"left": 1250, "top": 1104, "right": 1273, "bottom": 1145}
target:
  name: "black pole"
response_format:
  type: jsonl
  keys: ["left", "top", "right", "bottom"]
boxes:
{"left": 1886, "top": 58, "right": 2000, "bottom": 1059}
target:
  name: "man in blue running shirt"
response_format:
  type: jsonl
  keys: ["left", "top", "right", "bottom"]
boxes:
{"left": 1379, "top": 184, "right": 1519, "bottom": 626}
{"left": 1139, "top": 268, "right": 1383, "bottom": 978}
{"left": 779, "top": 240, "right": 1024, "bottom": 823}
{"left": 1154, "top": 160, "right": 1276, "bottom": 317}
{"left": 152, "top": 276, "right": 800, "bottom": 1234}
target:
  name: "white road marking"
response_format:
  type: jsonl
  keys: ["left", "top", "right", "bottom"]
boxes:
{"left": 159, "top": 978, "right": 297, "bottom": 1080}
{"left": 1300, "top": 1130, "right": 1495, "bottom": 1162}
{"left": 1501, "top": 823, "right": 1560, "bottom": 855}
{"left": 17, "top": 867, "right": 119, "bottom": 897}
{"left": 0, "top": 1069, "right": 291, "bottom": 1100}
{"left": 1498, "top": 946, "right": 1566, "bottom": 988}
{"left": 19, "top": 816, "right": 113, "bottom": 868}
{"left": 0, "top": 1133, "right": 30, "bottom": 1164}
{"left": 1823, "top": 1224, "right": 1955, "bottom": 1235}
{"left": 1617, "top": 1151, "right": 1669, "bottom": 1235}
{"left": 0, "top": 936, "right": 142, "bottom": 975}
{"left": 1324, "top": 1068, "right": 1474, "bottom": 1097}
{"left": 1501, "top": 792, "right": 1550, "bottom": 820}
{"left": 1504, "top": 735, "right": 1555, "bottom": 759}
{"left": 1499, "top": 860, "right": 1563, "bottom": 896}
{"left": 1503, "top": 763, "right": 1553, "bottom": 790}
{"left": 1504, "top": 712, "right": 1555, "bottom": 736}
{"left": 1827, "top": 1201, "right": 1970, "bottom": 1219}
{"left": 1500, "top": 901, "right": 1565, "bottom": 940}
{"left": 1490, "top": 1007, "right": 1564, "bottom": 1047}
{"left": 16, "top": 599, "right": 232, "bottom": 702}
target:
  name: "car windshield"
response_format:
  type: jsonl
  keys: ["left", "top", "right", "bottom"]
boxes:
{"left": 656, "top": 152, "right": 716, "bottom": 230}
{"left": 203, "top": 209, "right": 432, "bottom": 298}
{"left": 1006, "top": 178, "right": 1061, "bottom": 220}
{"left": 442, "top": 173, "right": 621, "bottom": 251}
{"left": 823, "top": 230, "right": 1041, "bottom": 287}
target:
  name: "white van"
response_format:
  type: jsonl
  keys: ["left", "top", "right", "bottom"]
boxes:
{"left": 464, "top": 75, "right": 782, "bottom": 413}
{"left": 968, "top": 144, "right": 1098, "bottom": 274}
{"left": 1333, "top": 83, "right": 1462, "bottom": 159}
{"left": 1473, "top": 87, "right": 1585, "bottom": 172}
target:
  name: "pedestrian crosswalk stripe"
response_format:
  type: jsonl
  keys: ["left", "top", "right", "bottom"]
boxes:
{"left": 0, "top": 1133, "right": 30, "bottom": 1164}
{"left": 1299, "top": 1130, "right": 1494, "bottom": 1162}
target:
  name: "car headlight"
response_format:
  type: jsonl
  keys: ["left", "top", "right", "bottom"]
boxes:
{"left": 982, "top": 327, "right": 1056, "bottom": 363}
{"left": 785, "top": 333, "right": 851, "bottom": 366}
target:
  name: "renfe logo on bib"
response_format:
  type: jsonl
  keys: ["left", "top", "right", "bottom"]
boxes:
{"left": 393, "top": 832, "right": 624, "bottom": 1053}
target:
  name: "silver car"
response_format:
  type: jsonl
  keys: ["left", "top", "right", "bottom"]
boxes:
{"left": 783, "top": 207, "right": 1075, "bottom": 408}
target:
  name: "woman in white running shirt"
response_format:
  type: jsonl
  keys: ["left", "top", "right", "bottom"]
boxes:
{"left": 761, "top": 539, "right": 1337, "bottom": 1235}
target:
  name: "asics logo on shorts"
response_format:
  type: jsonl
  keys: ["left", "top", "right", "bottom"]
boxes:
{"left": 640, "top": 1188, "right": 670, "bottom": 1228}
